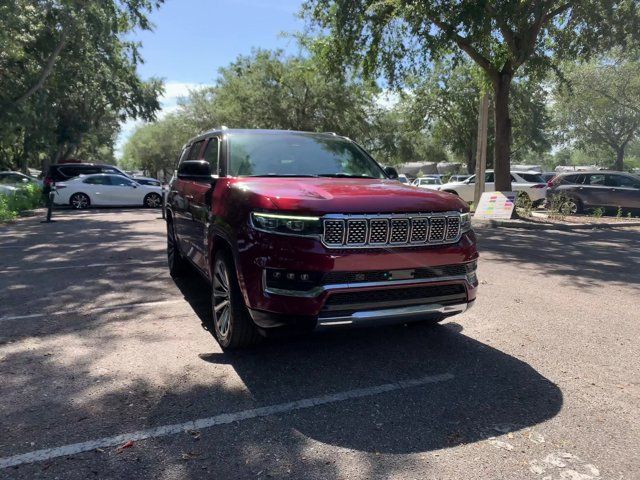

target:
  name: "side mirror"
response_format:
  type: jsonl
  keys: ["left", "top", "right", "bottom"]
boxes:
{"left": 384, "top": 166, "right": 399, "bottom": 179}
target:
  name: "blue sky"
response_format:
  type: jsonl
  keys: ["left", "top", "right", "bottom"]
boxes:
{"left": 117, "top": 0, "right": 305, "bottom": 155}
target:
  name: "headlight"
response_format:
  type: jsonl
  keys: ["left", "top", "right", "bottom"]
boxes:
{"left": 251, "top": 212, "right": 322, "bottom": 237}
{"left": 460, "top": 212, "right": 472, "bottom": 233}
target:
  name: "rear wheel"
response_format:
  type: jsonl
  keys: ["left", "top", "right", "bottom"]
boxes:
{"left": 167, "top": 218, "right": 189, "bottom": 276}
{"left": 566, "top": 197, "right": 582, "bottom": 215}
{"left": 70, "top": 193, "right": 90, "bottom": 209}
{"left": 211, "top": 251, "right": 260, "bottom": 349}
{"left": 144, "top": 192, "right": 162, "bottom": 208}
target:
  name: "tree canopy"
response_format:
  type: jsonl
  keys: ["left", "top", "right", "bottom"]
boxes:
{"left": 0, "top": 0, "right": 164, "bottom": 171}
{"left": 554, "top": 54, "right": 640, "bottom": 170}
{"left": 302, "top": 0, "right": 640, "bottom": 189}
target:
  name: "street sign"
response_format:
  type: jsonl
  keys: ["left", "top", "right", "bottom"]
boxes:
{"left": 474, "top": 191, "right": 517, "bottom": 219}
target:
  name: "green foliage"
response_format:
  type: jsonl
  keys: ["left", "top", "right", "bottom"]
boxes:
{"left": 0, "top": 183, "right": 43, "bottom": 222}
{"left": 302, "top": 0, "right": 640, "bottom": 189}
{"left": 553, "top": 53, "right": 640, "bottom": 171}
{"left": 0, "top": 0, "right": 164, "bottom": 172}
{"left": 516, "top": 191, "right": 533, "bottom": 217}
{"left": 402, "top": 59, "right": 550, "bottom": 173}
{"left": 590, "top": 207, "right": 604, "bottom": 218}
{"left": 122, "top": 49, "right": 424, "bottom": 173}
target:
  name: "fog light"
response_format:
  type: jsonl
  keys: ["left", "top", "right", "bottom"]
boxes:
{"left": 466, "top": 272, "right": 478, "bottom": 286}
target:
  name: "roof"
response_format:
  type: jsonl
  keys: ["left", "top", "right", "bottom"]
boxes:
{"left": 187, "top": 128, "right": 347, "bottom": 145}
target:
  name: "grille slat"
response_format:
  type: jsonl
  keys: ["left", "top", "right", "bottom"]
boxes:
{"left": 321, "top": 213, "right": 464, "bottom": 248}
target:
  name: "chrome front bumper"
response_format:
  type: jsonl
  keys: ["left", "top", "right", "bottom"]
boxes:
{"left": 316, "top": 301, "right": 471, "bottom": 329}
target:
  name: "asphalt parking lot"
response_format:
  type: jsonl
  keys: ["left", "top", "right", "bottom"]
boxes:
{"left": 1, "top": 210, "right": 639, "bottom": 479}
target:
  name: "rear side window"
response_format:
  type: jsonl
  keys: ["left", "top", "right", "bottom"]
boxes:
{"left": 558, "top": 174, "right": 585, "bottom": 185}
{"left": 188, "top": 140, "right": 205, "bottom": 160}
{"left": 587, "top": 174, "right": 606, "bottom": 186}
{"left": 83, "top": 176, "right": 110, "bottom": 185}
{"left": 60, "top": 166, "right": 100, "bottom": 177}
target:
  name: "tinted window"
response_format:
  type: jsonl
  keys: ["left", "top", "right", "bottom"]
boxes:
{"left": 518, "top": 173, "right": 545, "bottom": 183}
{"left": 188, "top": 141, "right": 205, "bottom": 160}
{"left": 178, "top": 161, "right": 211, "bottom": 176}
{"left": 227, "top": 133, "right": 385, "bottom": 178}
{"left": 108, "top": 175, "right": 136, "bottom": 186}
{"left": 203, "top": 138, "right": 219, "bottom": 174}
{"left": 606, "top": 174, "right": 640, "bottom": 188}
{"left": 60, "top": 166, "right": 100, "bottom": 177}
{"left": 587, "top": 174, "right": 606, "bottom": 186}
{"left": 83, "top": 176, "right": 110, "bottom": 185}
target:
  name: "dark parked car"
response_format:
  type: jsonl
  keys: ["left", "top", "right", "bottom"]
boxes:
{"left": 0, "top": 171, "right": 43, "bottom": 187}
{"left": 43, "top": 163, "right": 129, "bottom": 191}
{"left": 546, "top": 171, "right": 640, "bottom": 214}
{"left": 166, "top": 129, "right": 479, "bottom": 349}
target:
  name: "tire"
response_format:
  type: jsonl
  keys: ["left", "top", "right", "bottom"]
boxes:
{"left": 211, "top": 250, "right": 260, "bottom": 349}
{"left": 144, "top": 192, "right": 162, "bottom": 208}
{"left": 70, "top": 192, "right": 90, "bottom": 209}
{"left": 567, "top": 197, "right": 583, "bottom": 215}
{"left": 167, "top": 218, "right": 189, "bottom": 277}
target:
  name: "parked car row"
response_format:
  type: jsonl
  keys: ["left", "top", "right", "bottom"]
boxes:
{"left": 40, "top": 162, "right": 164, "bottom": 209}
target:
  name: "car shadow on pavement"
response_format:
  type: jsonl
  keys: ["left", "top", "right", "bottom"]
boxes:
{"left": 173, "top": 270, "right": 563, "bottom": 457}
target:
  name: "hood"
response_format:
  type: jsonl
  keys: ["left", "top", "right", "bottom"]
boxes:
{"left": 231, "top": 177, "right": 468, "bottom": 214}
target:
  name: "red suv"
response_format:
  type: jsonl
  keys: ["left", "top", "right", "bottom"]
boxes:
{"left": 166, "top": 129, "right": 478, "bottom": 348}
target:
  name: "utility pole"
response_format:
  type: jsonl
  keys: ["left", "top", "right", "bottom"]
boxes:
{"left": 473, "top": 93, "right": 489, "bottom": 209}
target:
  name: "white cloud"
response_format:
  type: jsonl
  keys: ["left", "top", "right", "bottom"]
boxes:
{"left": 115, "top": 81, "right": 212, "bottom": 159}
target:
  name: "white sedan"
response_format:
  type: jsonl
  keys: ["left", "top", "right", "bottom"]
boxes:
{"left": 437, "top": 170, "right": 548, "bottom": 205}
{"left": 412, "top": 177, "right": 443, "bottom": 190}
{"left": 54, "top": 174, "right": 163, "bottom": 209}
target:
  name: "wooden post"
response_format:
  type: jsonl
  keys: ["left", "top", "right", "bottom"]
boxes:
{"left": 473, "top": 93, "right": 489, "bottom": 209}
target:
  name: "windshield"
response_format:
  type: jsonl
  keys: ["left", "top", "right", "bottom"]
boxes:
{"left": 422, "top": 178, "right": 441, "bottom": 184}
{"left": 227, "top": 133, "right": 386, "bottom": 178}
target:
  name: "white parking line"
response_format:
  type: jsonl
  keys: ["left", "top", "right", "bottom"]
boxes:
{"left": 0, "top": 259, "right": 165, "bottom": 274}
{"left": 0, "top": 299, "right": 185, "bottom": 322}
{"left": 0, "top": 372, "right": 454, "bottom": 468}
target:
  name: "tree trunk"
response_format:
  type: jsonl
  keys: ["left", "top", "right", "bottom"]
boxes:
{"left": 466, "top": 146, "right": 475, "bottom": 174}
{"left": 493, "top": 72, "right": 513, "bottom": 191}
{"left": 615, "top": 147, "right": 625, "bottom": 171}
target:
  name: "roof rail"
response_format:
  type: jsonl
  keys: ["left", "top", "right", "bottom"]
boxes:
{"left": 323, "top": 132, "right": 338, "bottom": 136}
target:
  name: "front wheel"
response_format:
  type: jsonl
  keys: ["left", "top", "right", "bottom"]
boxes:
{"left": 70, "top": 193, "right": 90, "bottom": 209}
{"left": 144, "top": 193, "right": 162, "bottom": 208}
{"left": 211, "top": 251, "right": 260, "bottom": 349}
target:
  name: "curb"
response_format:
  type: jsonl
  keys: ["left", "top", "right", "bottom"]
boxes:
{"left": 474, "top": 218, "right": 640, "bottom": 231}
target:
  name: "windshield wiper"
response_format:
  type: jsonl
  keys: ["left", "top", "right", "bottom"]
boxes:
{"left": 317, "top": 173, "right": 376, "bottom": 178}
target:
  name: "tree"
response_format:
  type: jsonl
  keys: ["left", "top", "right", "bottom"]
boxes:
{"left": 303, "top": 0, "right": 640, "bottom": 190}
{"left": 554, "top": 55, "right": 640, "bottom": 170}
{"left": 122, "top": 49, "right": 385, "bottom": 174}
{"left": 0, "top": 0, "right": 164, "bottom": 171}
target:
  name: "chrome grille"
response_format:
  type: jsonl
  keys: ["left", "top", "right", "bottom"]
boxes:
{"left": 368, "top": 219, "right": 389, "bottom": 244}
{"left": 429, "top": 217, "right": 446, "bottom": 242}
{"left": 323, "top": 220, "right": 345, "bottom": 245}
{"left": 346, "top": 219, "right": 367, "bottom": 244}
{"left": 321, "top": 212, "right": 464, "bottom": 249}
{"left": 445, "top": 216, "right": 460, "bottom": 240}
